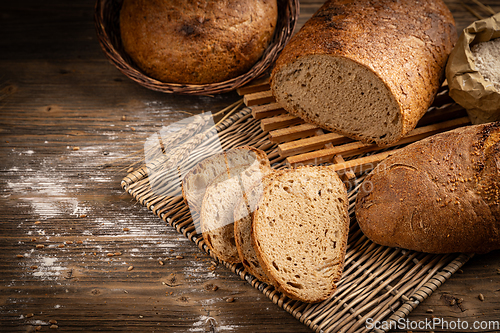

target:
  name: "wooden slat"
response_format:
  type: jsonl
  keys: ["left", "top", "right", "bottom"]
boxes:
{"left": 287, "top": 117, "right": 471, "bottom": 167}
{"left": 236, "top": 77, "right": 270, "bottom": 96}
{"left": 332, "top": 154, "right": 356, "bottom": 180}
{"left": 252, "top": 102, "right": 286, "bottom": 120}
{"left": 278, "top": 132, "right": 352, "bottom": 157}
{"left": 331, "top": 150, "right": 398, "bottom": 176}
{"left": 244, "top": 90, "right": 274, "bottom": 106}
{"left": 253, "top": 93, "right": 465, "bottom": 138}
{"left": 314, "top": 129, "right": 356, "bottom": 181}
{"left": 269, "top": 123, "right": 320, "bottom": 143}
{"left": 261, "top": 114, "right": 304, "bottom": 132}
{"left": 275, "top": 103, "right": 467, "bottom": 159}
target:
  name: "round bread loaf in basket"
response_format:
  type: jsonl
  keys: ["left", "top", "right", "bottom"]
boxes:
{"left": 94, "top": 0, "right": 299, "bottom": 95}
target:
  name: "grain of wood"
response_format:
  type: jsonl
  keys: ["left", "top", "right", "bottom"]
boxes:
{"left": 236, "top": 76, "right": 271, "bottom": 96}
{"left": 1, "top": 1, "right": 499, "bottom": 333}
{"left": 261, "top": 114, "right": 304, "bottom": 132}
{"left": 252, "top": 102, "right": 286, "bottom": 120}
{"left": 244, "top": 90, "right": 275, "bottom": 106}
{"left": 269, "top": 123, "right": 320, "bottom": 143}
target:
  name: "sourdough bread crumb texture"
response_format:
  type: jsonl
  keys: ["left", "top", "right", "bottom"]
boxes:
{"left": 201, "top": 175, "right": 243, "bottom": 263}
{"left": 234, "top": 181, "right": 272, "bottom": 284}
{"left": 356, "top": 122, "right": 500, "bottom": 254}
{"left": 182, "top": 146, "right": 271, "bottom": 213}
{"left": 252, "top": 167, "right": 349, "bottom": 303}
{"left": 120, "top": 0, "right": 278, "bottom": 84}
{"left": 270, "top": 0, "right": 457, "bottom": 146}
{"left": 198, "top": 148, "right": 273, "bottom": 264}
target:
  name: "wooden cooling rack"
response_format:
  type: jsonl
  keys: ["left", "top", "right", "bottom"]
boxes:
{"left": 122, "top": 78, "right": 474, "bottom": 333}
{"left": 237, "top": 76, "right": 470, "bottom": 175}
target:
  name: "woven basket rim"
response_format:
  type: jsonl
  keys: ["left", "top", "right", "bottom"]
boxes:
{"left": 94, "top": 0, "right": 299, "bottom": 95}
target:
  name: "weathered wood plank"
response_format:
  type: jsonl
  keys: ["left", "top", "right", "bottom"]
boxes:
{"left": 1, "top": 1, "right": 500, "bottom": 333}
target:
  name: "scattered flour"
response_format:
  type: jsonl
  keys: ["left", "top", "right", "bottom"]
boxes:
{"left": 188, "top": 316, "right": 239, "bottom": 332}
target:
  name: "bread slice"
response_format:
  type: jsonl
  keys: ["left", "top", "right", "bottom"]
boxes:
{"left": 251, "top": 166, "right": 349, "bottom": 303}
{"left": 182, "top": 146, "right": 271, "bottom": 213}
{"left": 234, "top": 181, "right": 273, "bottom": 284}
{"left": 201, "top": 175, "right": 244, "bottom": 263}
{"left": 270, "top": 0, "right": 457, "bottom": 146}
{"left": 200, "top": 159, "right": 273, "bottom": 264}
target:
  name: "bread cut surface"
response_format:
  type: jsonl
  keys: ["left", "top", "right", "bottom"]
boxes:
{"left": 201, "top": 175, "right": 244, "bottom": 263}
{"left": 252, "top": 167, "right": 349, "bottom": 303}
{"left": 355, "top": 122, "right": 500, "bottom": 254}
{"left": 270, "top": 0, "right": 457, "bottom": 146}
{"left": 182, "top": 146, "right": 271, "bottom": 213}
{"left": 120, "top": 0, "right": 278, "bottom": 84}
{"left": 234, "top": 181, "right": 272, "bottom": 284}
{"left": 200, "top": 154, "right": 273, "bottom": 264}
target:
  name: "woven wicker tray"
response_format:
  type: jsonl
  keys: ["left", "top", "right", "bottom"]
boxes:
{"left": 121, "top": 84, "right": 473, "bottom": 333}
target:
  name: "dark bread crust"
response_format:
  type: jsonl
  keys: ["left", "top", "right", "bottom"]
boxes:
{"left": 120, "top": 0, "right": 278, "bottom": 84}
{"left": 270, "top": 0, "right": 457, "bottom": 145}
{"left": 355, "top": 122, "right": 500, "bottom": 254}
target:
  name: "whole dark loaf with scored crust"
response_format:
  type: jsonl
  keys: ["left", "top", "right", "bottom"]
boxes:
{"left": 355, "top": 122, "right": 500, "bottom": 254}
{"left": 271, "top": 0, "right": 457, "bottom": 146}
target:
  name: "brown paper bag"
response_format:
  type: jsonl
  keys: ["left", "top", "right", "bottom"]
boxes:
{"left": 446, "top": 13, "right": 500, "bottom": 124}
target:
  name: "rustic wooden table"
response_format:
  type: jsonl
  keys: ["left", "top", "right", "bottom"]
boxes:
{"left": 1, "top": 1, "right": 499, "bottom": 332}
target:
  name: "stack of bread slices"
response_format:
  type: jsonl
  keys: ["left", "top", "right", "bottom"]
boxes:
{"left": 182, "top": 146, "right": 350, "bottom": 303}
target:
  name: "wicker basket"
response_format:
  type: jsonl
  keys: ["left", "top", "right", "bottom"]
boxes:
{"left": 94, "top": 0, "right": 299, "bottom": 95}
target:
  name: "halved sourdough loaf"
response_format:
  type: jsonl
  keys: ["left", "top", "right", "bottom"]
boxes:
{"left": 270, "top": 0, "right": 457, "bottom": 146}
{"left": 182, "top": 146, "right": 271, "bottom": 213}
{"left": 355, "top": 122, "right": 500, "bottom": 254}
{"left": 251, "top": 166, "right": 349, "bottom": 303}
{"left": 199, "top": 152, "right": 273, "bottom": 264}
